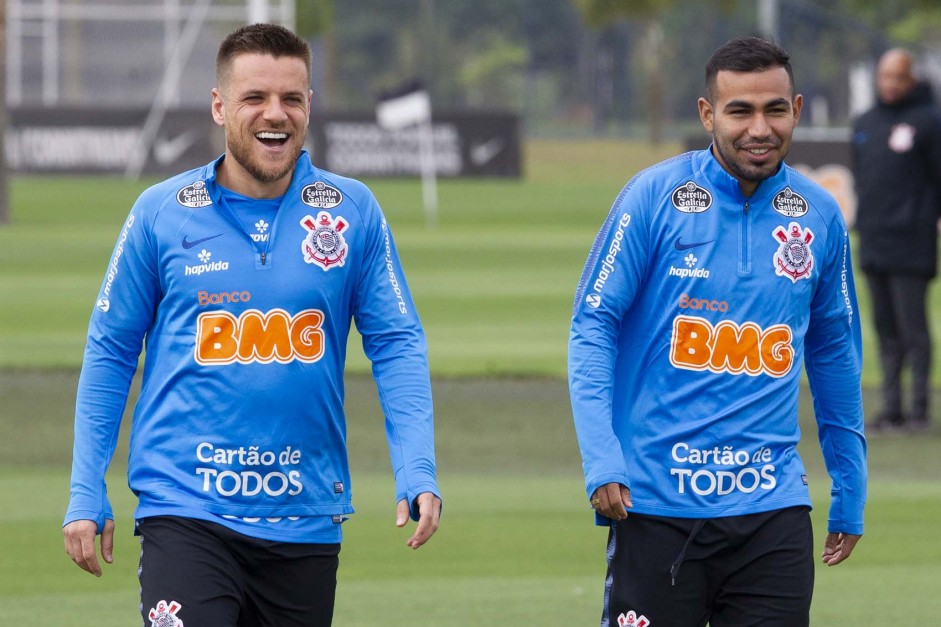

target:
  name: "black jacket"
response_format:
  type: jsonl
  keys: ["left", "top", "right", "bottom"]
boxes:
{"left": 852, "top": 82, "right": 941, "bottom": 277}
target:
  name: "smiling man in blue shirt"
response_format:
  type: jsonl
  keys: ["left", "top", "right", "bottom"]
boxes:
{"left": 569, "top": 37, "right": 866, "bottom": 627}
{"left": 63, "top": 23, "right": 441, "bottom": 627}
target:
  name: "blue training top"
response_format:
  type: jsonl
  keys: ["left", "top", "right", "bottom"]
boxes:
{"left": 64, "top": 150, "right": 439, "bottom": 543}
{"left": 569, "top": 149, "right": 867, "bottom": 535}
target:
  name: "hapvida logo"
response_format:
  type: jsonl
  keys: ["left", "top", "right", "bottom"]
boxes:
{"left": 252, "top": 220, "right": 269, "bottom": 243}
{"left": 185, "top": 249, "right": 230, "bottom": 276}
{"left": 668, "top": 252, "right": 711, "bottom": 279}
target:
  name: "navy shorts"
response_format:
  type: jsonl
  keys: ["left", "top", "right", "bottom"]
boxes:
{"left": 601, "top": 506, "right": 814, "bottom": 627}
{"left": 137, "top": 516, "right": 340, "bottom": 627}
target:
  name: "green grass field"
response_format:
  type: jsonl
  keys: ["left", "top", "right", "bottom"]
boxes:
{"left": 2, "top": 140, "right": 940, "bottom": 625}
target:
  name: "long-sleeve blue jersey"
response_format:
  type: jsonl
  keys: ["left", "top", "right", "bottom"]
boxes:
{"left": 569, "top": 149, "right": 867, "bottom": 535}
{"left": 64, "top": 151, "right": 439, "bottom": 543}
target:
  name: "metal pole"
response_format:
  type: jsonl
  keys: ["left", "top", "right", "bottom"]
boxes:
{"left": 124, "top": 0, "right": 212, "bottom": 179}
{"left": 8, "top": 0, "right": 22, "bottom": 106}
{"left": 417, "top": 121, "right": 438, "bottom": 228}
{"left": 164, "top": 0, "right": 181, "bottom": 107}
{"left": 247, "top": 0, "right": 268, "bottom": 24}
{"left": 42, "top": 0, "right": 59, "bottom": 105}
{"left": 278, "top": 0, "right": 296, "bottom": 30}
{"left": 757, "top": 0, "right": 779, "bottom": 41}
{"left": 0, "top": 0, "right": 9, "bottom": 224}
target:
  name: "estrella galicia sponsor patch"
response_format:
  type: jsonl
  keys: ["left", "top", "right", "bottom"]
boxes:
{"left": 300, "top": 211, "right": 350, "bottom": 270}
{"left": 772, "top": 222, "right": 814, "bottom": 282}
{"left": 772, "top": 187, "right": 808, "bottom": 218}
{"left": 148, "top": 599, "right": 184, "bottom": 627}
{"left": 301, "top": 181, "right": 343, "bottom": 209}
{"left": 176, "top": 180, "right": 212, "bottom": 208}
{"left": 671, "top": 182, "right": 713, "bottom": 213}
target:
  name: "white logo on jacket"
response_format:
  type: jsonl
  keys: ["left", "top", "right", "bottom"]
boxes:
{"left": 301, "top": 181, "right": 344, "bottom": 208}
{"left": 617, "top": 610, "right": 650, "bottom": 627}
{"left": 888, "top": 123, "right": 915, "bottom": 153}
{"left": 300, "top": 212, "right": 349, "bottom": 271}
{"left": 670, "top": 442, "right": 777, "bottom": 497}
{"left": 772, "top": 222, "right": 814, "bottom": 283}
{"left": 148, "top": 599, "right": 184, "bottom": 627}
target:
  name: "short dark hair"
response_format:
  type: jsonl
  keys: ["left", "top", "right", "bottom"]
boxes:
{"left": 216, "top": 23, "right": 311, "bottom": 89}
{"left": 704, "top": 36, "right": 794, "bottom": 102}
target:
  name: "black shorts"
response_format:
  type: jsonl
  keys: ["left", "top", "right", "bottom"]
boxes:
{"left": 601, "top": 506, "right": 814, "bottom": 627}
{"left": 137, "top": 516, "right": 340, "bottom": 627}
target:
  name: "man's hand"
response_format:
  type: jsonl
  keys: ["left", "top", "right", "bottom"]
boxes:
{"left": 590, "top": 483, "right": 632, "bottom": 521}
{"left": 821, "top": 532, "right": 861, "bottom": 566}
{"left": 395, "top": 492, "right": 441, "bottom": 550}
{"left": 63, "top": 518, "right": 114, "bottom": 576}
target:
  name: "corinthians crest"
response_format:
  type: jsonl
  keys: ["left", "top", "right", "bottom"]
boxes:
{"left": 772, "top": 221, "right": 814, "bottom": 282}
{"left": 148, "top": 599, "right": 184, "bottom": 627}
{"left": 617, "top": 611, "right": 650, "bottom": 627}
{"left": 301, "top": 211, "right": 349, "bottom": 270}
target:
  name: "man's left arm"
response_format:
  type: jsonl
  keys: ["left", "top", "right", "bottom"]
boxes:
{"left": 921, "top": 107, "right": 941, "bottom": 191}
{"left": 352, "top": 191, "right": 441, "bottom": 549}
{"left": 804, "top": 218, "right": 867, "bottom": 563}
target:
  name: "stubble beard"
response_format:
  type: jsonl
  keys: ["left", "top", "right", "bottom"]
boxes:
{"left": 714, "top": 134, "right": 784, "bottom": 185}
{"left": 228, "top": 126, "right": 304, "bottom": 185}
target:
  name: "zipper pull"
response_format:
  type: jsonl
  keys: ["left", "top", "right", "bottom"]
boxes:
{"left": 260, "top": 251, "right": 267, "bottom": 265}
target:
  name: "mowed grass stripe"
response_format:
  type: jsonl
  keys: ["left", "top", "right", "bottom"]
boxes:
{"left": 4, "top": 468, "right": 940, "bottom": 626}
{"left": 0, "top": 140, "right": 635, "bottom": 374}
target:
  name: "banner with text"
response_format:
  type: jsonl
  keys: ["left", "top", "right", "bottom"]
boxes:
{"left": 7, "top": 108, "right": 521, "bottom": 179}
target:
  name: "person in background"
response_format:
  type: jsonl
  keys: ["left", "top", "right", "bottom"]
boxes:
{"left": 569, "top": 36, "right": 866, "bottom": 626}
{"left": 852, "top": 47, "right": 941, "bottom": 433}
{"left": 62, "top": 23, "right": 441, "bottom": 627}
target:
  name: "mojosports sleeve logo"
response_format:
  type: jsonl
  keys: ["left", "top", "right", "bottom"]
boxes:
{"left": 300, "top": 212, "right": 349, "bottom": 270}
{"left": 772, "top": 187, "right": 808, "bottom": 217}
{"left": 301, "top": 181, "right": 343, "bottom": 208}
{"left": 176, "top": 180, "right": 212, "bottom": 208}
{"left": 671, "top": 182, "right": 713, "bottom": 213}
{"left": 772, "top": 222, "right": 814, "bottom": 282}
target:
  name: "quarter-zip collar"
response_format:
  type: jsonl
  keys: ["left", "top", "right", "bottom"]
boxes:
{"left": 200, "top": 149, "right": 319, "bottom": 269}
{"left": 696, "top": 144, "right": 792, "bottom": 207}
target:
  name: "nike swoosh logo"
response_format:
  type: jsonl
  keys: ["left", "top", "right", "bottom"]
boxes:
{"left": 154, "top": 131, "right": 199, "bottom": 166}
{"left": 182, "top": 233, "right": 224, "bottom": 249}
{"left": 674, "top": 238, "right": 715, "bottom": 252}
{"left": 470, "top": 137, "right": 506, "bottom": 166}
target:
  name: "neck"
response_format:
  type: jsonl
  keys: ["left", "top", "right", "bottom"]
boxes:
{"left": 216, "top": 157, "right": 292, "bottom": 199}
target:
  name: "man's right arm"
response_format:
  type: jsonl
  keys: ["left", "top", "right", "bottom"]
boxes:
{"left": 568, "top": 182, "right": 650, "bottom": 511}
{"left": 63, "top": 201, "right": 160, "bottom": 570}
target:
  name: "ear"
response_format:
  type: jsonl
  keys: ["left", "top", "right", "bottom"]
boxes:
{"left": 211, "top": 88, "right": 225, "bottom": 127}
{"left": 698, "top": 97, "right": 715, "bottom": 133}
{"left": 791, "top": 93, "right": 803, "bottom": 127}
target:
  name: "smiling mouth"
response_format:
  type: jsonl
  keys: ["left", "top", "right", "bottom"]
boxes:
{"left": 256, "top": 131, "right": 289, "bottom": 147}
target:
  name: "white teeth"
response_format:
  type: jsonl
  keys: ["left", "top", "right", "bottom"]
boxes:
{"left": 747, "top": 148, "right": 769, "bottom": 155}
{"left": 256, "top": 132, "right": 287, "bottom": 140}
